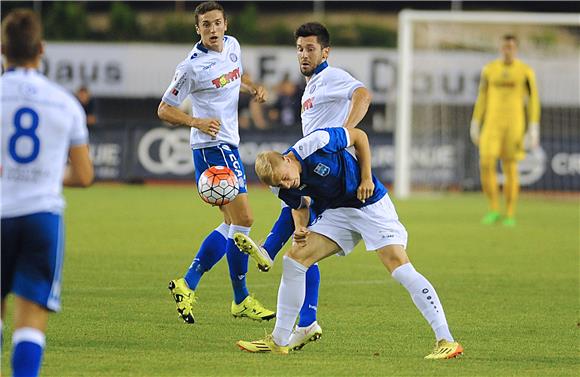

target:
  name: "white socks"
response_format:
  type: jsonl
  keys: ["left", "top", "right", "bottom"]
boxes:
{"left": 13, "top": 327, "right": 46, "bottom": 348}
{"left": 272, "top": 256, "right": 308, "bottom": 346}
{"left": 228, "top": 224, "right": 250, "bottom": 239}
{"left": 392, "top": 263, "right": 454, "bottom": 342}
{"left": 215, "top": 222, "right": 230, "bottom": 238}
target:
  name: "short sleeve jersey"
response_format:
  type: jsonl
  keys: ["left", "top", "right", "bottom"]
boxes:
{"left": 300, "top": 62, "right": 364, "bottom": 136}
{"left": 1, "top": 68, "right": 89, "bottom": 217}
{"left": 274, "top": 128, "right": 387, "bottom": 211}
{"left": 162, "top": 36, "right": 243, "bottom": 149}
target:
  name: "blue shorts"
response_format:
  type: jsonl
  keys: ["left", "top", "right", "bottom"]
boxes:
{"left": 192, "top": 144, "right": 248, "bottom": 194}
{"left": 1, "top": 212, "right": 64, "bottom": 312}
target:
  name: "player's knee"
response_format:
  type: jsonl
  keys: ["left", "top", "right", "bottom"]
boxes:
{"left": 480, "top": 158, "right": 495, "bottom": 171}
{"left": 286, "top": 247, "right": 314, "bottom": 267}
{"left": 234, "top": 213, "right": 253, "bottom": 227}
{"left": 377, "top": 245, "right": 409, "bottom": 272}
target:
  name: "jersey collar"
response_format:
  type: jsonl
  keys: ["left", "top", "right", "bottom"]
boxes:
{"left": 195, "top": 36, "right": 228, "bottom": 54}
{"left": 195, "top": 41, "right": 209, "bottom": 53}
{"left": 3, "top": 67, "right": 38, "bottom": 74}
{"left": 313, "top": 61, "right": 329, "bottom": 75}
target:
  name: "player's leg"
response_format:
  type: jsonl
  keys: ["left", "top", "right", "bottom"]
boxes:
{"left": 234, "top": 203, "right": 321, "bottom": 347}
{"left": 289, "top": 263, "right": 321, "bottom": 351}
{"left": 377, "top": 245, "right": 463, "bottom": 359}
{"left": 188, "top": 148, "right": 234, "bottom": 283}
{"left": 501, "top": 158, "right": 519, "bottom": 226}
{"left": 353, "top": 194, "right": 461, "bottom": 359}
{"left": 500, "top": 121, "right": 525, "bottom": 226}
{"left": 6, "top": 213, "right": 63, "bottom": 376}
{"left": 479, "top": 126, "right": 502, "bottom": 224}
{"left": 221, "top": 146, "right": 275, "bottom": 320}
{"left": 12, "top": 297, "right": 48, "bottom": 377}
{"left": 237, "top": 231, "right": 340, "bottom": 353}
{"left": 168, "top": 147, "right": 233, "bottom": 323}
{"left": 262, "top": 205, "right": 294, "bottom": 260}
{"left": 222, "top": 192, "right": 253, "bottom": 303}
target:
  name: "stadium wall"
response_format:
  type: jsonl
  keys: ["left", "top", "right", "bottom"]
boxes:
{"left": 41, "top": 42, "right": 578, "bottom": 105}
{"left": 89, "top": 124, "right": 580, "bottom": 191}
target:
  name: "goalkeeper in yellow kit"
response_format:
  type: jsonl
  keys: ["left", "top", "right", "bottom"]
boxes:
{"left": 470, "top": 34, "right": 540, "bottom": 227}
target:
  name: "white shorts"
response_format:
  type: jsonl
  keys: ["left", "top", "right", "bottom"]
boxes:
{"left": 308, "top": 194, "right": 408, "bottom": 256}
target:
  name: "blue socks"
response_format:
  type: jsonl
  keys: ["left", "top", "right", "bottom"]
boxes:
{"left": 184, "top": 223, "right": 229, "bottom": 290}
{"left": 298, "top": 263, "right": 320, "bottom": 327}
{"left": 262, "top": 207, "right": 294, "bottom": 259}
{"left": 226, "top": 225, "right": 251, "bottom": 304}
{"left": 12, "top": 327, "right": 45, "bottom": 377}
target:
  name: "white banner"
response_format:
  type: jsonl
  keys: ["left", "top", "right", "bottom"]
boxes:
{"left": 41, "top": 42, "right": 579, "bottom": 105}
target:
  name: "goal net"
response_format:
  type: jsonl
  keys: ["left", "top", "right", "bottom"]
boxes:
{"left": 395, "top": 10, "right": 580, "bottom": 198}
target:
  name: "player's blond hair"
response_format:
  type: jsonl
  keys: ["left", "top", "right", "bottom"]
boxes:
{"left": 255, "top": 151, "right": 284, "bottom": 186}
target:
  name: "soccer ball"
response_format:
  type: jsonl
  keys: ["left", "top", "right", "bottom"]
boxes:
{"left": 197, "top": 166, "right": 239, "bottom": 206}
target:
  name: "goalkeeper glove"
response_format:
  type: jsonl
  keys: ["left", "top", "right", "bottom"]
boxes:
{"left": 524, "top": 123, "right": 540, "bottom": 149}
{"left": 470, "top": 121, "right": 480, "bottom": 146}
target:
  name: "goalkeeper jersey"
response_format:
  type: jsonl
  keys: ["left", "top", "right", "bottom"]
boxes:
{"left": 471, "top": 58, "right": 540, "bottom": 127}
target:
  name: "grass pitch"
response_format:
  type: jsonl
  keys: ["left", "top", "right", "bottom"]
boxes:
{"left": 2, "top": 184, "right": 578, "bottom": 376}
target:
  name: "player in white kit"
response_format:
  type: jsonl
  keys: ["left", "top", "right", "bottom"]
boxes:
{"left": 1, "top": 9, "right": 94, "bottom": 377}
{"left": 233, "top": 22, "right": 373, "bottom": 350}
{"left": 159, "top": 1, "right": 274, "bottom": 324}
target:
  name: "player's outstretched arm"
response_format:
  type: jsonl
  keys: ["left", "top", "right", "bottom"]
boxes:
{"left": 241, "top": 73, "right": 267, "bottom": 103}
{"left": 64, "top": 144, "right": 94, "bottom": 187}
{"left": 157, "top": 101, "right": 221, "bottom": 137}
{"left": 346, "top": 128, "right": 374, "bottom": 202}
{"left": 343, "top": 87, "right": 372, "bottom": 129}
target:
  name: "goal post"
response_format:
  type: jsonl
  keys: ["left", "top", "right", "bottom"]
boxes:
{"left": 395, "top": 10, "right": 580, "bottom": 198}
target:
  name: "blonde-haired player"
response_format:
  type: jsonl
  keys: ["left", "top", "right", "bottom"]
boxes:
{"left": 471, "top": 34, "right": 541, "bottom": 226}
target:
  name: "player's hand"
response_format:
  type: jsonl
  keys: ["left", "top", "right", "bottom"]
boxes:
{"left": 357, "top": 178, "right": 375, "bottom": 203}
{"left": 251, "top": 85, "right": 267, "bottom": 103}
{"left": 470, "top": 121, "right": 480, "bottom": 146}
{"left": 524, "top": 123, "right": 540, "bottom": 149}
{"left": 194, "top": 118, "right": 221, "bottom": 139}
{"left": 293, "top": 226, "right": 310, "bottom": 247}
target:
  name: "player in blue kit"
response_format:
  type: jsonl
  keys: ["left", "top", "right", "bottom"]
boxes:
{"left": 234, "top": 22, "right": 372, "bottom": 350}
{"left": 1, "top": 9, "right": 94, "bottom": 377}
{"left": 236, "top": 127, "right": 463, "bottom": 359}
{"left": 158, "top": 1, "right": 274, "bottom": 323}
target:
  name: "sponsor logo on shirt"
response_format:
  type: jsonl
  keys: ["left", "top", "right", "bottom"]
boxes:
{"left": 171, "top": 72, "right": 188, "bottom": 95}
{"left": 303, "top": 97, "right": 314, "bottom": 111}
{"left": 202, "top": 61, "right": 217, "bottom": 70}
{"left": 495, "top": 80, "right": 516, "bottom": 88}
{"left": 211, "top": 67, "right": 241, "bottom": 88}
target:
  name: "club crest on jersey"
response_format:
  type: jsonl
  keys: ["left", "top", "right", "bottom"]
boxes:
{"left": 211, "top": 67, "right": 241, "bottom": 88}
{"left": 314, "top": 163, "right": 330, "bottom": 177}
{"left": 230, "top": 53, "right": 238, "bottom": 62}
{"left": 303, "top": 97, "right": 314, "bottom": 111}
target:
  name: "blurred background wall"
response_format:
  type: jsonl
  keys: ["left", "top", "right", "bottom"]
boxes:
{"left": 1, "top": 1, "right": 578, "bottom": 191}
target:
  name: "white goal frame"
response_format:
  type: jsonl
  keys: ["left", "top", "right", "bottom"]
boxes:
{"left": 395, "top": 10, "right": 580, "bottom": 198}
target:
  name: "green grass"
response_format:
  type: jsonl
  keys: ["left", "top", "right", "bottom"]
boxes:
{"left": 2, "top": 185, "right": 579, "bottom": 376}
